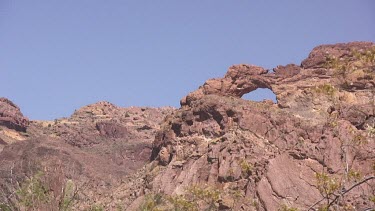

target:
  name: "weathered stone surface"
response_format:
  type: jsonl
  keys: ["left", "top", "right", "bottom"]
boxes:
{"left": 0, "top": 98, "right": 29, "bottom": 132}
{"left": 96, "top": 121, "right": 128, "bottom": 138}
{"left": 0, "top": 101, "right": 174, "bottom": 210}
{"left": 301, "top": 41, "right": 374, "bottom": 68}
{"left": 256, "top": 154, "right": 321, "bottom": 210}
{"left": 0, "top": 137, "right": 5, "bottom": 145}
{"left": 273, "top": 64, "right": 301, "bottom": 77}
{"left": 133, "top": 41, "right": 375, "bottom": 211}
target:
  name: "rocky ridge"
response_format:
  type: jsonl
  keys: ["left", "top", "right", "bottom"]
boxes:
{"left": 130, "top": 41, "right": 375, "bottom": 210}
{"left": 0, "top": 41, "right": 374, "bottom": 211}
{"left": 0, "top": 100, "right": 174, "bottom": 210}
{"left": 0, "top": 98, "right": 29, "bottom": 133}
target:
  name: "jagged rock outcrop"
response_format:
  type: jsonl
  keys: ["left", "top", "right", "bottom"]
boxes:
{"left": 0, "top": 100, "right": 174, "bottom": 210}
{"left": 132, "top": 41, "right": 375, "bottom": 210}
{"left": 301, "top": 42, "right": 375, "bottom": 69}
{"left": 0, "top": 98, "right": 29, "bottom": 132}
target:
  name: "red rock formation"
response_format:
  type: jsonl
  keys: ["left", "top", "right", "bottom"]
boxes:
{"left": 0, "top": 100, "right": 174, "bottom": 210}
{"left": 140, "top": 42, "right": 375, "bottom": 211}
{"left": 0, "top": 98, "right": 29, "bottom": 132}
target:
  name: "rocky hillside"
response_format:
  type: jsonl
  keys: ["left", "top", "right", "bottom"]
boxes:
{"left": 0, "top": 41, "right": 374, "bottom": 211}
{"left": 0, "top": 100, "right": 174, "bottom": 210}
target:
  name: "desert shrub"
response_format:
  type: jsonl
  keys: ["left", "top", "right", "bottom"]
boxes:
{"left": 315, "top": 172, "right": 341, "bottom": 196}
{"left": 317, "top": 205, "right": 329, "bottom": 211}
{"left": 278, "top": 204, "right": 299, "bottom": 211}
{"left": 313, "top": 84, "right": 337, "bottom": 98}
{"left": 370, "top": 195, "right": 375, "bottom": 203}
{"left": 240, "top": 159, "right": 253, "bottom": 176}
{"left": 16, "top": 171, "right": 50, "bottom": 209}
{"left": 324, "top": 48, "right": 375, "bottom": 88}
{"left": 139, "top": 185, "right": 221, "bottom": 211}
{"left": 15, "top": 171, "right": 81, "bottom": 211}
{"left": 347, "top": 169, "right": 361, "bottom": 182}
{"left": 187, "top": 185, "right": 220, "bottom": 207}
{"left": 139, "top": 193, "right": 164, "bottom": 211}
{"left": 167, "top": 185, "right": 220, "bottom": 211}
{"left": 89, "top": 204, "right": 104, "bottom": 211}
{"left": 325, "top": 47, "right": 375, "bottom": 70}
{"left": 352, "top": 47, "right": 375, "bottom": 64}
{"left": 324, "top": 55, "right": 341, "bottom": 69}
{"left": 167, "top": 195, "right": 196, "bottom": 211}
{"left": 0, "top": 203, "right": 12, "bottom": 211}
{"left": 59, "top": 179, "right": 77, "bottom": 211}
{"left": 366, "top": 124, "right": 375, "bottom": 137}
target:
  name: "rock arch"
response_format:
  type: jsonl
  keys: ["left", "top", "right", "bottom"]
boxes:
{"left": 180, "top": 64, "right": 274, "bottom": 106}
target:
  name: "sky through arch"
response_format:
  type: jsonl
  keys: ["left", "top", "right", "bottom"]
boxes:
{"left": 241, "top": 88, "right": 277, "bottom": 103}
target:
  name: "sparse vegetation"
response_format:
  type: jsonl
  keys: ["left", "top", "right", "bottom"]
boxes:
{"left": 167, "top": 195, "right": 196, "bottom": 211}
{"left": 324, "top": 47, "right": 375, "bottom": 91}
{"left": 325, "top": 47, "right": 375, "bottom": 70}
{"left": 313, "top": 84, "right": 337, "bottom": 98}
{"left": 139, "top": 185, "right": 221, "bottom": 211}
{"left": 315, "top": 172, "right": 341, "bottom": 196}
{"left": 366, "top": 124, "right": 375, "bottom": 137}
{"left": 250, "top": 199, "right": 260, "bottom": 210}
{"left": 59, "top": 179, "right": 78, "bottom": 211}
{"left": 308, "top": 118, "right": 375, "bottom": 210}
{"left": 278, "top": 204, "right": 299, "bottom": 211}
{"left": 347, "top": 169, "right": 361, "bottom": 182}
{"left": 0, "top": 203, "right": 12, "bottom": 211}
{"left": 5, "top": 170, "right": 87, "bottom": 211}
{"left": 317, "top": 205, "right": 329, "bottom": 211}
{"left": 139, "top": 193, "right": 164, "bottom": 211}
{"left": 186, "top": 185, "right": 220, "bottom": 209}
{"left": 16, "top": 171, "right": 50, "bottom": 209}
{"left": 370, "top": 195, "right": 375, "bottom": 203}
{"left": 89, "top": 204, "right": 104, "bottom": 211}
{"left": 240, "top": 159, "right": 253, "bottom": 177}
{"left": 352, "top": 47, "right": 375, "bottom": 64}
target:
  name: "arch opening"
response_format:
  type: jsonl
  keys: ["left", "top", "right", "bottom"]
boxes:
{"left": 241, "top": 88, "right": 277, "bottom": 103}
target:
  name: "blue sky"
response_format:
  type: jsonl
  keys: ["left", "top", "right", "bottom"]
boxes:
{"left": 1, "top": 1, "right": 374, "bottom": 120}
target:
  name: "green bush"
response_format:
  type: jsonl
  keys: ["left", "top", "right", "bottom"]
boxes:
{"left": 313, "top": 84, "right": 336, "bottom": 98}
{"left": 139, "top": 185, "right": 221, "bottom": 211}
{"left": 89, "top": 204, "right": 104, "bottom": 211}
{"left": 278, "top": 204, "right": 299, "bottom": 211}
{"left": 16, "top": 171, "right": 50, "bottom": 209}
{"left": 139, "top": 194, "right": 164, "bottom": 211}
{"left": 59, "top": 179, "right": 77, "bottom": 211}
{"left": 167, "top": 195, "right": 196, "bottom": 211}
{"left": 240, "top": 159, "right": 253, "bottom": 176}
{"left": 315, "top": 172, "right": 340, "bottom": 196}
{"left": 0, "top": 203, "right": 12, "bottom": 211}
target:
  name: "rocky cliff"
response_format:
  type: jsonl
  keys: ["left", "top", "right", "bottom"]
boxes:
{"left": 0, "top": 41, "right": 374, "bottom": 211}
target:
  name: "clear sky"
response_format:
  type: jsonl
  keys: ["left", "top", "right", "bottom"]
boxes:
{"left": 1, "top": 1, "right": 374, "bottom": 120}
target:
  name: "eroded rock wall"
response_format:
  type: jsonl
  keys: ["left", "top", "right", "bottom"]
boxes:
{"left": 137, "top": 41, "right": 375, "bottom": 210}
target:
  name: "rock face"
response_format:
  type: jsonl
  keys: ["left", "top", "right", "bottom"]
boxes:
{"left": 0, "top": 41, "right": 374, "bottom": 211}
{"left": 138, "top": 41, "right": 375, "bottom": 210}
{"left": 0, "top": 98, "right": 29, "bottom": 132}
